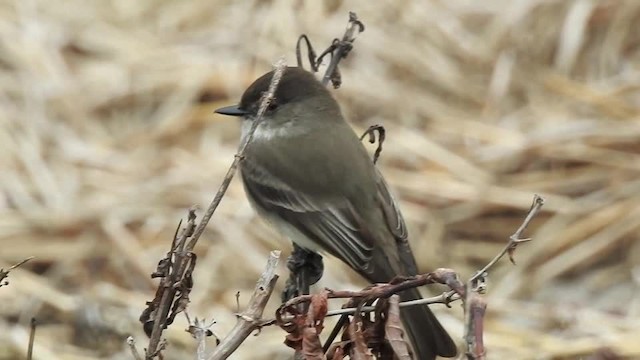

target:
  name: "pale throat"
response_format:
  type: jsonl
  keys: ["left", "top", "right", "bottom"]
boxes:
{"left": 240, "top": 118, "right": 307, "bottom": 143}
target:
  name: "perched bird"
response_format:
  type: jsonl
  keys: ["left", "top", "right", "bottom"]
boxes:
{"left": 215, "top": 67, "right": 457, "bottom": 359}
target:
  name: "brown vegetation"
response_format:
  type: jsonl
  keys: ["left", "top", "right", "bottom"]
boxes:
{"left": 1, "top": 1, "right": 639, "bottom": 359}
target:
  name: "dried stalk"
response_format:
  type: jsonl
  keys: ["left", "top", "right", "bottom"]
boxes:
{"left": 143, "top": 59, "right": 287, "bottom": 359}
{"left": 207, "top": 251, "right": 281, "bottom": 360}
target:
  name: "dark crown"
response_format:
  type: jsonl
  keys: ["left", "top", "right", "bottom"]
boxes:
{"left": 239, "top": 67, "right": 327, "bottom": 112}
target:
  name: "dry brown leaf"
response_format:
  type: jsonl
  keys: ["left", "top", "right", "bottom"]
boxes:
{"left": 331, "top": 346, "right": 345, "bottom": 360}
{"left": 348, "top": 316, "right": 374, "bottom": 360}
{"left": 307, "top": 290, "right": 329, "bottom": 333}
{"left": 326, "top": 340, "right": 351, "bottom": 360}
{"left": 282, "top": 314, "right": 306, "bottom": 351}
{"left": 300, "top": 291, "right": 330, "bottom": 358}
{"left": 328, "top": 342, "right": 347, "bottom": 360}
{"left": 302, "top": 326, "right": 325, "bottom": 360}
{"left": 384, "top": 295, "right": 412, "bottom": 360}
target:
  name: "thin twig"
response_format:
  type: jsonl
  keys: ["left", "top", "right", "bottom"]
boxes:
{"left": 261, "top": 292, "right": 460, "bottom": 329}
{"left": 278, "top": 269, "right": 463, "bottom": 317}
{"left": 0, "top": 256, "right": 34, "bottom": 288}
{"left": 320, "top": 12, "right": 364, "bottom": 88}
{"left": 144, "top": 210, "right": 197, "bottom": 357}
{"left": 127, "top": 336, "right": 143, "bottom": 360}
{"left": 195, "top": 326, "right": 207, "bottom": 360}
{"left": 470, "top": 194, "right": 545, "bottom": 282}
{"left": 185, "top": 313, "right": 217, "bottom": 360}
{"left": 207, "top": 251, "right": 281, "bottom": 360}
{"left": 27, "top": 318, "right": 36, "bottom": 360}
{"left": 458, "top": 195, "right": 544, "bottom": 359}
{"left": 295, "top": 35, "right": 318, "bottom": 72}
{"left": 324, "top": 292, "right": 459, "bottom": 317}
{"left": 359, "top": 125, "right": 386, "bottom": 164}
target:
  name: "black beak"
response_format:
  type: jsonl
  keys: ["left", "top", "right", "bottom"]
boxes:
{"left": 214, "top": 105, "right": 247, "bottom": 117}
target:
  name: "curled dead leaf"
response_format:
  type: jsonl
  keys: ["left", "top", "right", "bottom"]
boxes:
{"left": 384, "top": 295, "right": 412, "bottom": 360}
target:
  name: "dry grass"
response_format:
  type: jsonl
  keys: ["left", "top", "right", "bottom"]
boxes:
{"left": 1, "top": 0, "right": 639, "bottom": 359}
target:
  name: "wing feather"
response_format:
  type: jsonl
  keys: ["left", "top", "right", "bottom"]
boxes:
{"left": 241, "top": 158, "right": 374, "bottom": 270}
{"left": 374, "top": 168, "right": 418, "bottom": 275}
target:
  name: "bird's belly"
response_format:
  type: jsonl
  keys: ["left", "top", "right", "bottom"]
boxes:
{"left": 251, "top": 201, "right": 322, "bottom": 253}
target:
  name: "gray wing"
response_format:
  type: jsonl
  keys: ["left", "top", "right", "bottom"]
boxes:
{"left": 241, "top": 158, "right": 375, "bottom": 271}
{"left": 374, "top": 168, "right": 418, "bottom": 276}
{"left": 242, "top": 155, "right": 419, "bottom": 279}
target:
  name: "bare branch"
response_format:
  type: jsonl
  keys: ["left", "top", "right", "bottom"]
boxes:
{"left": 458, "top": 195, "right": 543, "bottom": 359}
{"left": 471, "top": 194, "right": 545, "bottom": 282}
{"left": 142, "top": 209, "right": 197, "bottom": 358}
{"left": 207, "top": 251, "right": 281, "bottom": 360}
{"left": 185, "top": 313, "right": 218, "bottom": 360}
{"left": 282, "top": 268, "right": 462, "bottom": 311}
{"left": 0, "top": 256, "right": 34, "bottom": 288}
{"left": 295, "top": 35, "right": 318, "bottom": 72}
{"left": 127, "top": 336, "right": 143, "bottom": 360}
{"left": 320, "top": 12, "right": 365, "bottom": 88}
{"left": 359, "top": 125, "right": 386, "bottom": 164}
{"left": 324, "top": 291, "right": 460, "bottom": 317}
{"left": 27, "top": 318, "right": 36, "bottom": 360}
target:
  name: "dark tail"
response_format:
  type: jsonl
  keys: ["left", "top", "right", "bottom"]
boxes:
{"left": 399, "top": 288, "right": 457, "bottom": 360}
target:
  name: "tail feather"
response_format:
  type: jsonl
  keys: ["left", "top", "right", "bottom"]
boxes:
{"left": 398, "top": 288, "right": 457, "bottom": 360}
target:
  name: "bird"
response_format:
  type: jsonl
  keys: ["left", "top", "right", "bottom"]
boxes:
{"left": 215, "top": 66, "right": 457, "bottom": 359}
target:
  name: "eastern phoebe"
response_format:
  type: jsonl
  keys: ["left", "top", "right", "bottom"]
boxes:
{"left": 215, "top": 67, "right": 457, "bottom": 359}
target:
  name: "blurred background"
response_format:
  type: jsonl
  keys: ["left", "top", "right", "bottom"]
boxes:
{"left": 1, "top": 0, "right": 640, "bottom": 359}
